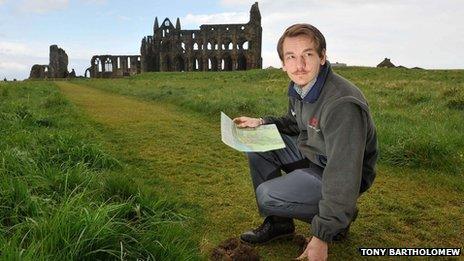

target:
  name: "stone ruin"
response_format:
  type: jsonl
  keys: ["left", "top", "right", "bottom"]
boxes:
{"left": 87, "top": 2, "right": 262, "bottom": 78}
{"left": 29, "top": 45, "right": 70, "bottom": 79}
{"left": 49, "top": 45, "right": 69, "bottom": 78}
{"left": 85, "top": 55, "right": 141, "bottom": 78}
{"left": 29, "top": 65, "right": 49, "bottom": 79}
{"left": 377, "top": 58, "right": 396, "bottom": 68}
{"left": 376, "top": 58, "right": 424, "bottom": 69}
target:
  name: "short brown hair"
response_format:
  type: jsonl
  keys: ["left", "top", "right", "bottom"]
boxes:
{"left": 277, "top": 23, "right": 326, "bottom": 61}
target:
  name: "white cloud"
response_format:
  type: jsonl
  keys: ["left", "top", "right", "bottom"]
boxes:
{"left": 220, "top": 0, "right": 256, "bottom": 8}
{"left": 0, "top": 41, "right": 34, "bottom": 56}
{"left": 240, "top": 0, "right": 464, "bottom": 69}
{"left": 0, "top": 41, "right": 50, "bottom": 79}
{"left": 0, "top": 61, "right": 28, "bottom": 71}
{"left": 18, "top": 0, "right": 69, "bottom": 14}
{"left": 182, "top": 12, "right": 249, "bottom": 27}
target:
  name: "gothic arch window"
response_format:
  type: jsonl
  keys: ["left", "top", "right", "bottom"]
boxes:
{"left": 95, "top": 58, "right": 102, "bottom": 72}
{"left": 127, "top": 57, "right": 131, "bottom": 69}
{"left": 195, "top": 59, "right": 199, "bottom": 70}
{"left": 162, "top": 30, "right": 165, "bottom": 37}
{"left": 221, "top": 55, "right": 232, "bottom": 71}
{"left": 104, "top": 58, "right": 113, "bottom": 72}
{"left": 243, "top": 41, "right": 249, "bottom": 50}
{"left": 208, "top": 59, "right": 212, "bottom": 70}
{"left": 192, "top": 33, "right": 195, "bottom": 39}
{"left": 228, "top": 43, "right": 233, "bottom": 50}
{"left": 214, "top": 43, "right": 218, "bottom": 50}
{"left": 193, "top": 43, "right": 199, "bottom": 50}
{"left": 207, "top": 42, "right": 212, "bottom": 50}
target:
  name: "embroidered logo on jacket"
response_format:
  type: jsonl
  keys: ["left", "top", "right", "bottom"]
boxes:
{"left": 308, "top": 117, "right": 321, "bottom": 132}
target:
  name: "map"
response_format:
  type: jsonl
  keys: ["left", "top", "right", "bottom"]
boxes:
{"left": 221, "top": 112, "right": 286, "bottom": 152}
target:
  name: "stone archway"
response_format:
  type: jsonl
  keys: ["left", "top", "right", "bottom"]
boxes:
{"left": 221, "top": 55, "right": 233, "bottom": 71}
{"left": 175, "top": 56, "right": 185, "bottom": 71}
{"left": 163, "top": 56, "right": 172, "bottom": 71}
{"left": 237, "top": 54, "right": 247, "bottom": 70}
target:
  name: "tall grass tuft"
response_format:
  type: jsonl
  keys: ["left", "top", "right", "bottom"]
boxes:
{"left": 0, "top": 81, "right": 201, "bottom": 260}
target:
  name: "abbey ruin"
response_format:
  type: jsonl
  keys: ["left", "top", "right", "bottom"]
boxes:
{"left": 87, "top": 2, "right": 262, "bottom": 78}
{"left": 29, "top": 45, "right": 70, "bottom": 79}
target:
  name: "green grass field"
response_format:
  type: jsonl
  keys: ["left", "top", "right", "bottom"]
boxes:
{"left": 1, "top": 67, "right": 463, "bottom": 260}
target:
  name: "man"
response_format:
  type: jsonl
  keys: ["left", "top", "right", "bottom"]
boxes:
{"left": 233, "top": 24, "right": 378, "bottom": 260}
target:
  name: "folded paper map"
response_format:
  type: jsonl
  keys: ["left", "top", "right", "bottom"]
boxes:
{"left": 221, "top": 112, "right": 286, "bottom": 152}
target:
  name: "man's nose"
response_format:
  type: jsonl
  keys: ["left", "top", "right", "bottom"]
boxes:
{"left": 296, "top": 56, "right": 306, "bottom": 69}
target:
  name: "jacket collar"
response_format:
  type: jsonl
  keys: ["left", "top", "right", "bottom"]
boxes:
{"left": 287, "top": 62, "right": 331, "bottom": 103}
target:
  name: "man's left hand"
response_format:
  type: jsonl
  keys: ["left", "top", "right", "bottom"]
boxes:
{"left": 295, "top": 236, "right": 328, "bottom": 261}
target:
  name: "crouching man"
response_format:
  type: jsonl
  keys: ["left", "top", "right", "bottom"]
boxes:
{"left": 233, "top": 24, "right": 378, "bottom": 260}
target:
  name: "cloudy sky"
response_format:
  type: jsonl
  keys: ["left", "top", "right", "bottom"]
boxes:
{"left": 0, "top": 0, "right": 463, "bottom": 80}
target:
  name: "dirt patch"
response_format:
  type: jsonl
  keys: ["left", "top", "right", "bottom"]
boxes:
{"left": 292, "top": 234, "right": 309, "bottom": 253}
{"left": 210, "top": 235, "right": 309, "bottom": 260}
{"left": 210, "top": 238, "right": 260, "bottom": 260}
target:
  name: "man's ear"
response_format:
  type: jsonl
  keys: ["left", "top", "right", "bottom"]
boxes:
{"left": 281, "top": 60, "right": 287, "bottom": 72}
{"left": 320, "top": 49, "right": 327, "bottom": 65}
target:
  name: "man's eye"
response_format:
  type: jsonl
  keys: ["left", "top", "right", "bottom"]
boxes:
{"left": 305, "top": 53, "right": 312, "bottom": 57}
{"left": 286, "top": 56, "right": 295, "bottom": 60}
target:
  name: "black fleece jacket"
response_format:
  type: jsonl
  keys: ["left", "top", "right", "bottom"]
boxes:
{"left": 263, "top": 63, "right": 378, "bottom": 242}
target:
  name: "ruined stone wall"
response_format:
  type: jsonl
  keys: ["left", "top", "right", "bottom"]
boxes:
{"left": 29, "top": 65, "right": 49, "bottom": 79}
{"left": 28, "top": 45, "right": 69, "bottom": 79}
{"left": 90, "top": 2, "right": 261, "bottom": 78}
{"left": 49, "top": 45, "right": 69, "bottom": 78}
{"left": 87, "top": 55, "right": 141, "bottom": 78}
{"left": 141, "top": 2, "right": 262, "bottom": 73}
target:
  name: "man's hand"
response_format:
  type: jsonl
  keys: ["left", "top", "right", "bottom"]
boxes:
{"left": 232, "top": 116, "right": 263, "bottom": 128}
{"left": 295, "top": 236, "right": 328, "bottom": 261}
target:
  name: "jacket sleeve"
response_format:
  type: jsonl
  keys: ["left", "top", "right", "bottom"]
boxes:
{"left": 311, "top": 101, "right": 367, "bottom": 242}
{"left": 262, "top": 99, "right": 300, "bottom": 136}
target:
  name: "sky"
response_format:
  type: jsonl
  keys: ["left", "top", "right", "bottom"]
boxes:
{"left": 0, "top": 0, "right": 463, "bottom": 80}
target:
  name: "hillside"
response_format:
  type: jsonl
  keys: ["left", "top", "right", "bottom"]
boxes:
{"left": 1, "top": 67, "right": 463, "bottom": 260}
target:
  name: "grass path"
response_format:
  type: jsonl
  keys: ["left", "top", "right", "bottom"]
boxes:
{"left": 56, "top": 82, "right": 303, "bottom": 259}
{"left": 57, "top": 81, "right": 463, "bottom": 260}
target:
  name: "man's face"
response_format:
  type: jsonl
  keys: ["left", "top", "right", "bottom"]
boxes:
{"left": 282, "top": 35, "right": 326, "bottom": 87}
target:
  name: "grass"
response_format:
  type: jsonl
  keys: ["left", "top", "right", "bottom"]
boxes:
{"left": 74, "top": 67, "right": 464, "bottom": 175}
{"left": 59, "top": 67, "right": 463, "bottom": 259}
{"left": 0, "top": 81, "right": 200, "bottom": 260}
{"left": 2, "top": 67, "right": 463, "bottom": 260}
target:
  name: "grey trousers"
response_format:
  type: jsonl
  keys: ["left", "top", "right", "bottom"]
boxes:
{"left": 247, "top": 135, "right": 324, "bottom": 223}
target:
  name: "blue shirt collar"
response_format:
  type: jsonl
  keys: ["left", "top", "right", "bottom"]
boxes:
{"left": 293, "top": 76, "right": 317, "bottom": 99}
{"left": 287, "top": 62, "right": 331, "bottom": 103}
